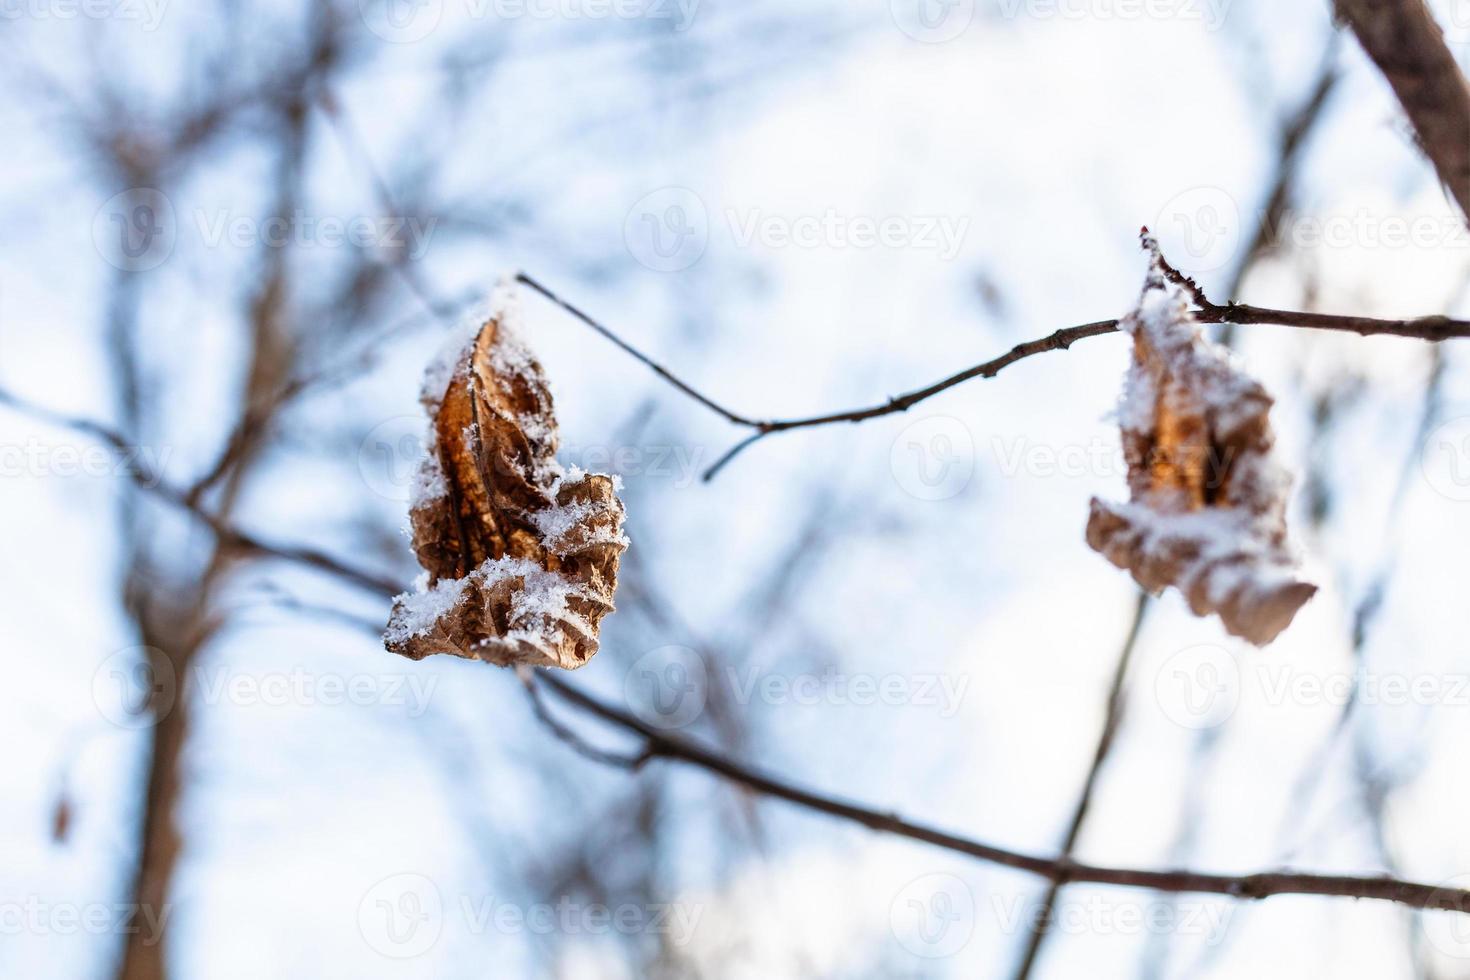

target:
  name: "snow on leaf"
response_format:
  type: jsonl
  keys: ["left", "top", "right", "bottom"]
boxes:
{"left": 384, "top": 286, "right": 628, "bottom": 670}
{"left": 1086, "top": 233, "right": 1317, "bottom": 646}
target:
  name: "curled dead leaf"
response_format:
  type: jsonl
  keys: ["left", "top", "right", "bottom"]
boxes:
{"left": 1086, "top": 235, "right": 1317, "bottom": 646}
{"left": 385, "top": 289, "right": 628, "bottom": 670}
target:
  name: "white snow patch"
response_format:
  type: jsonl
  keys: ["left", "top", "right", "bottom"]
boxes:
{"left": 418, "top": 275, "right": 529, "bottom": 413}
{"left": 410, "top": 432, "right": 447, "bottom": 510}
{"left": 383, "top": 574, "right": 470, "bottom": 647}
{"left": 531, "top": 469, "right": 631, "bottom": 554}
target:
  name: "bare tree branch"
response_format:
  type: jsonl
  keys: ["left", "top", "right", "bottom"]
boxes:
{"left": 7, "top": 385, "right": 1470, "bottom": 918}
{"left": 1334, "top": 0, "right": 1470, "bottom": 223}
{"left": 0, "top": 389, "right": 401, "bottom": 598}
{"left": 516, "top": 666, "right": 658, "bottom": 771}
{"left": 517, "top": 267, "right": 1470, "bottom": 479}
{"left": 531, "top": 671, "right": 1470, "bottom": 913}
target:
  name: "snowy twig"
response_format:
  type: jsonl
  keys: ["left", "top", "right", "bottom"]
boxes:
{"left": 516, "top": 266, "right": 1470, "bottom": 480}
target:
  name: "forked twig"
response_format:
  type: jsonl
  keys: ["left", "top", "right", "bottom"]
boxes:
{"left": 517, "top": 254, "right": 1470, "bottom": 479}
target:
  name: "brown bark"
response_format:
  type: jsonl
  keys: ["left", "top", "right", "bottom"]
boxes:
{"left": 1335, "top": 0, "right": 1470, "bottom": 222}
{"left": 117, "top": 646, "right": 187, "bottom": 980}
{"left": 118, "top": 109, "right": 304, "bottom": 980}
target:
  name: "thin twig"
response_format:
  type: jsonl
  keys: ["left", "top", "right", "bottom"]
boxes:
{"left": 0, "top": 388, "right": 402, "bottom": 598}
{"left": 532, "top": 671, "right": 1470, "bottom": 913}
{"left": 514, "top": 272, "right": 761, "bottom": 427}
{"left": 517, "top": 267, "right": 1470, "bottom": 480}
{"left": 516, "top": 666, "right": 657, "bottom": 770}
{"left": 1277, "top": 341, "right": 1450, "bottom": 862}
{"left": 1217, "top": 42, "right": 1341, "bottom": 345}
{"left": 183, "top": 290, "right": 481, "bottom": 505}
{"left": 319, "top": 89, "right": 474, "bottom": 325}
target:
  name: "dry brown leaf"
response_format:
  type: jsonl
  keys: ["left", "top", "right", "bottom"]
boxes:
{"left": 1086, "top": 236, "right": 1317, "bottom": 646}
{"left": 384, "top": 289, "right": 627, "bottom": 670}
